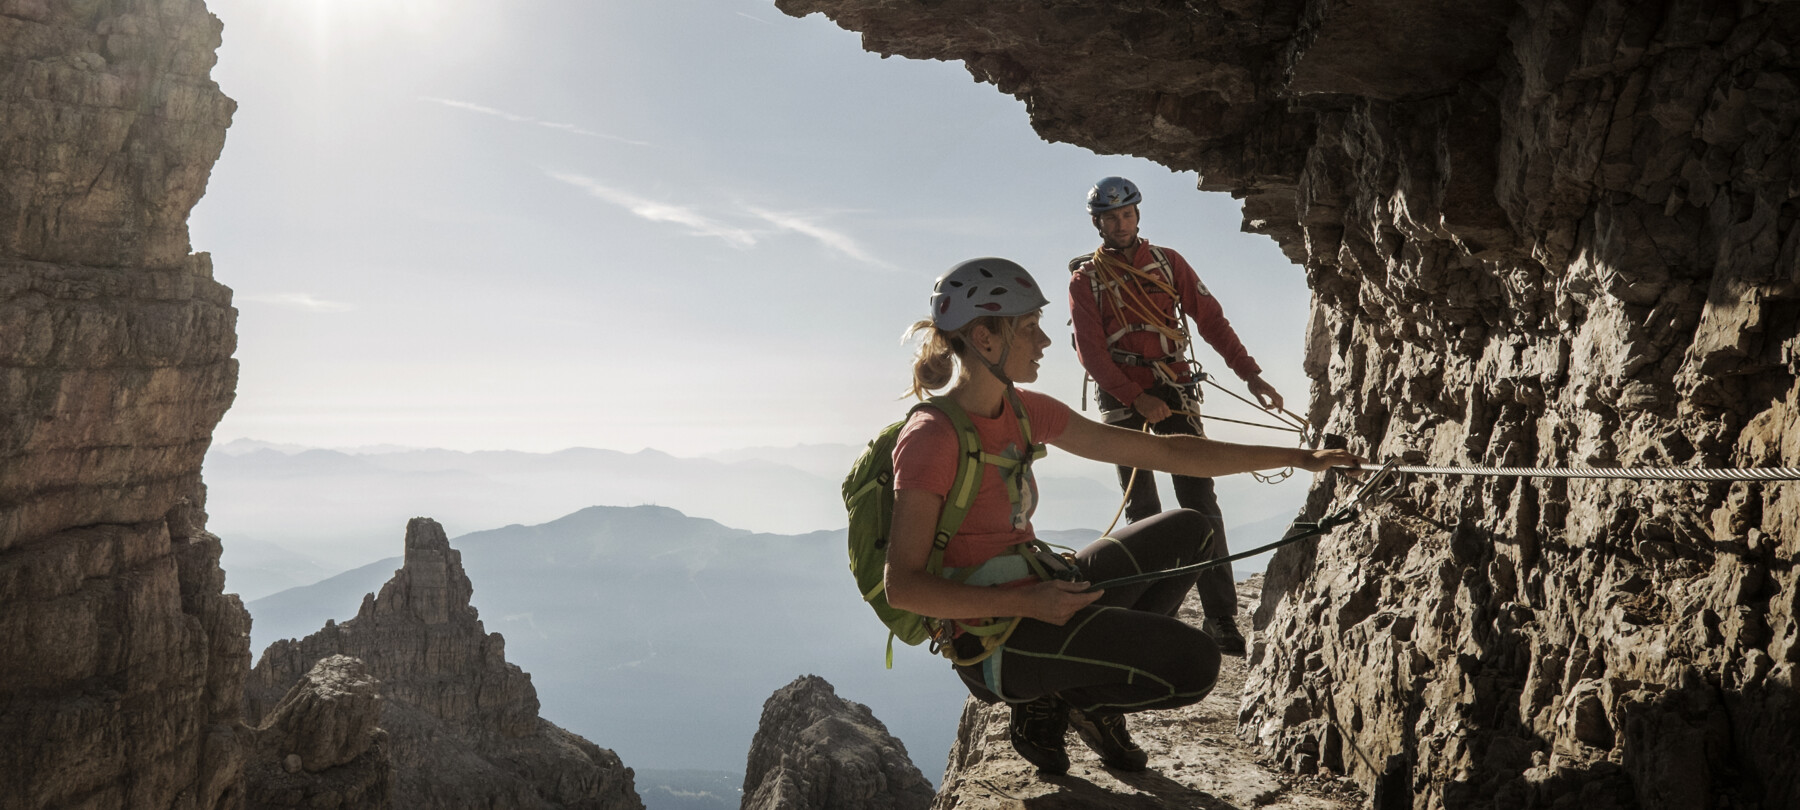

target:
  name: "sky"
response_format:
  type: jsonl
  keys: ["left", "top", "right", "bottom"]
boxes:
{"left": 190, "top": 0, "right": 1319, "bottom": 462}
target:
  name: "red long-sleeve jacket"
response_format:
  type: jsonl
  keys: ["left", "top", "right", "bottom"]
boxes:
{"left": 1069, "top": 240, "right": 1261, "bottom": 406}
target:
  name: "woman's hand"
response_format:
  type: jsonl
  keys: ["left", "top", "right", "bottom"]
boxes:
{"left": 1296, "top": 448, "right": 1364, "bottom": 472}
{"left": 1021, "top": 580, "right": 1105, "bottom": 625}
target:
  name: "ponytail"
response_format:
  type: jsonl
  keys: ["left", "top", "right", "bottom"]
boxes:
{"left": 904, "top": 319, "right": 958, "bottom": 400}
{"left": 903, "top": 315, "right": 1018, "bottom": 400}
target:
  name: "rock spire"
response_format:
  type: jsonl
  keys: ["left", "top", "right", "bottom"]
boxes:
{"left": 742, "top": 675, "right": 934, "bottom": 810}
{"left": 246, "top": 517, "right": 644, "bottom": 810}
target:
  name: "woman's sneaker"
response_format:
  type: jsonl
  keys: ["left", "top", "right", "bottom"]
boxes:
{"left": 1007, "top": 695, "right": 1070, "bottom": 774}
{"left": 1067, "top": 706, "right": 1149, "bottom": 771}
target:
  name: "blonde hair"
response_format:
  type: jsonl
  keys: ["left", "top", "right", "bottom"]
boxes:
{"left": 903, "top": 315, "right": 1017, "bottom": 400}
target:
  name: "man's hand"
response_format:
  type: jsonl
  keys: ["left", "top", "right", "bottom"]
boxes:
{"left": 1132, "top": 392, "right": 1172, "bottom": 423}
{"left": 1247, "top": 375, "right": 1284, "bottom": 410}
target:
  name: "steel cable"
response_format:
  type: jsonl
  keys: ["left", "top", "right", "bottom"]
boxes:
{"left": 1386, "top": 464, "right": 1800, "bottom": 482}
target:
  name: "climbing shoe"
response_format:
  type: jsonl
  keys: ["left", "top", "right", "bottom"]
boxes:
{"left": 1067, "top": 706, "right": 1149, "bottom": 771}
{"left": 1007, "top": 695, "right": 1070, "bottom": 774}
{"left": 1203, "top": 614, "right": 1247, "bottom": 656}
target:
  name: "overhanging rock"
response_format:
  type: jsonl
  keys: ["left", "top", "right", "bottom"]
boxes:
{"left": 777, "top": 2, "right": 1800, "bottom": 807}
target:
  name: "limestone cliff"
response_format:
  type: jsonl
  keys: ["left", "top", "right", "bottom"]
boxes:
{"left": 741, "top": 674, "right": 934, "bottom": 810}
{"left": 776, "top": 1, "right": 1800, "bottom": 808}
{"left": 244, "top": 517, "right": 644, "bottom": 810}
{"left": 0, "top": 0, "right": 245, "bottom": 807}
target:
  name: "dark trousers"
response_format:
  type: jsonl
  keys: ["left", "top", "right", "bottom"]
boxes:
{"left": 1096, "top": 383, "right": 1237, "bottom": 621}
{"left": 954, "top": 509, "right": 1221, "bottom": 712}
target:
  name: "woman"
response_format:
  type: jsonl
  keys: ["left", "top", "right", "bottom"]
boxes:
{"left": 888, "top": 257, "right": 1361, "bottom": 774}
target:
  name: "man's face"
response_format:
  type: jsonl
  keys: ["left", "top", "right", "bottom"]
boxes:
{"left": 1095, "top": 205, "right": 1140, "bottom": 250}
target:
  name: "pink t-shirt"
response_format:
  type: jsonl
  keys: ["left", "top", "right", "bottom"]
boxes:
{"left": 891, "top": 388, "right": 1074, "bottom": 568}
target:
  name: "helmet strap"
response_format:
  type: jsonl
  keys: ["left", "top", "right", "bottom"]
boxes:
{"left": 966, "top": 326, "right": 1017, "bottom": 389}
{"left": 976, "top": 345, "right": 1015, "bottom": 389}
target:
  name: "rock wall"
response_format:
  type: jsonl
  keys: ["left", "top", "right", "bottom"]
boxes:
{"left": 776, "top": 1, "right": 1800, "bottom": 808}
{"left": 0, "top": 0, "right": 246, "bottom": 807}
{"left": 245, "top": 517, "right": 644, "bottom": 810}
{"left": 741, "top": 674, "right": 934, "bottom": 810}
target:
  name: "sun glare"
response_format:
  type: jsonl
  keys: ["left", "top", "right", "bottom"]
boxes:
{"left": 278, "top": 0, "right": 459, "bottom": 51}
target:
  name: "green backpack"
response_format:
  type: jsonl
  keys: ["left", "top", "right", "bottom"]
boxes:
{"left": 842, "top": 392, "right": 1046, "bottom": 667}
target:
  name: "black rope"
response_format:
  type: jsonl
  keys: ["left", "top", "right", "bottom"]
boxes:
{"left": 1076, "top": 462, "right": 1403, "bottom": 593}
{"left": 1080, "top": 507, "right": 1360, "bottom": 593}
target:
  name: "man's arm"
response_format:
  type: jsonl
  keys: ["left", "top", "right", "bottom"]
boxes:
{"left": 1167, "top": 249, "right": 1284, "bottom": 409}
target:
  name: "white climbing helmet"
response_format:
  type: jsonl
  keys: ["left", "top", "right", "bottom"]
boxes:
{"left": 1086, "top": 176, "right": 1142, "bottom": 214}
{"left": 929, "top": 257, "right": 1051, "bottom": 331}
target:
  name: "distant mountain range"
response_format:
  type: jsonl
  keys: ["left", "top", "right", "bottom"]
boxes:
{"left": 208, "top": 439, "right": 1312, "bottom": 601}
{"left": 631, "top": 769, "right": 740, "bottom": 810}
{"left": 206, "top": 439, "right": 1144, "bottom": 598}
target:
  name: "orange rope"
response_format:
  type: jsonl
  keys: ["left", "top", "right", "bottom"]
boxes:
{"left": 1087, "top": 250, "right": 1186, "bottom": 348}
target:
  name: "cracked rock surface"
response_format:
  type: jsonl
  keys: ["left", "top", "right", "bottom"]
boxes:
{"left": 0, "top": 0, "right": 245, "bottom": 806}
{"left": 778, "top": 1, "right": 1800, "bottom": 807}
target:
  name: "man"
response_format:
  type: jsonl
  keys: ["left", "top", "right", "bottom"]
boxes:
{"left": 1067, "top": 176, "right": 1285, "bottom": 655}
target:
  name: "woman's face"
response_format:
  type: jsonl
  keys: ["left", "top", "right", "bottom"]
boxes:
{"left": 1001, "top": 311, "right": 1052, "bottom": 383}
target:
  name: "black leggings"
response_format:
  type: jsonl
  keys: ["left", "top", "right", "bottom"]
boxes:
{"left": 952, "top": 509, "right": 1222, "bottom": 714}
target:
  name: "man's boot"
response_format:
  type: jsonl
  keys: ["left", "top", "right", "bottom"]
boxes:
{"left": 1203, "top": 614, "right": 1247, "bottom": 656}
{"left": 1067, "top": 705, "right": 1149, "bottom": 771}
{"left": 1007, "top": 695, "right": 1070, "bottom": 774}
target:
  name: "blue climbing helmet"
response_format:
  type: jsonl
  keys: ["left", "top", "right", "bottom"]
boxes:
{"left": 929, "top": 257, "right": 1050, "bottom": 332}
{"left": 1086, "top": 176, "right": 1142, "bottom": 215}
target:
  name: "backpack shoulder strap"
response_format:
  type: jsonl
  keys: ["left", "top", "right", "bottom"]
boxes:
{"left": 916, "top": 393, "right": 1047, "bottom": 570}
{"left": 1001, "top": 388, "right": 1047, "bottom": 465}
{"left": 917, "top": 396, "right": 983, "bottom": 575}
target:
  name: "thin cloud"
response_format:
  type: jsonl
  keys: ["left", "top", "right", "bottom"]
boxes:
{"left": 549, "top": 173, "right": 759, "bottom": 248}
{"left": 748, "top": 207, "right": 893, "bottom": 268}
{"left": 242, "top": 292, "right": 355, "bottom": 313}
{"left": 421, "top": 96, "right": 649, "bottom": 146}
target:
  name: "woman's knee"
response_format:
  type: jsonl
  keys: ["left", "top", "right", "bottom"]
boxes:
{"left": 1123, "top": 508, "right": 1213, "bottom": 565}
{"left": 1146, "top": 642, "right": 1219, "bottom": 707}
